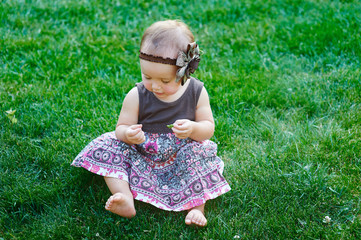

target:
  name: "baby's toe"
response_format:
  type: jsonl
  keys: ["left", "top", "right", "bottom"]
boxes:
{"left": 200, "top": 218, "right": 207, "bottom": 226}
{"left": 196, "top": 216, "right": 205, "bottom": 225}
{"left": 105, "top": 196, "right": 114, "bottom": 209}
{"left": 185, "top": 212, "right": 194, "bottom": 225}
{"left": 192, "top": 215, "right": 199, "bottom": 224}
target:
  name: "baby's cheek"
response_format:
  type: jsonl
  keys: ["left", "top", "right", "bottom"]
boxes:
{"left": 164, "top": 86, "right": 179, "bottom": 95}
{"left": 143, "top": 82, "right": 151, "bottom": 91}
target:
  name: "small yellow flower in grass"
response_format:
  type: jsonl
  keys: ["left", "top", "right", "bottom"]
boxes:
{"left": 234, "top": 235, "right": 240, "bottom": 239}
{"left": 323, "top": 216, "right": 331, "bottom": 223}
{"left": 5, "top": 109, "right": 18, "bottom": 124}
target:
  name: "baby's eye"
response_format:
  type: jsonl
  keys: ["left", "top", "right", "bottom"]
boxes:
{"left": 144, "top": 75, "right": 151, "bottom": 80}
{"left": 162, "top": 80, "right": 170, "bottom": 84}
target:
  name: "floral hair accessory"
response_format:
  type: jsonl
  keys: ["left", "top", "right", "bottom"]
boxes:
{"left": 175, "top": 42, "right": 200, "bottom": 85}
{"left": 139, "top": 42, "right": 201, "bottom": 85}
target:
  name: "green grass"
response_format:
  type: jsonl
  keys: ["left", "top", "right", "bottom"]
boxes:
{"left": 1, "top": 0, "right": 361, "bottom": 239}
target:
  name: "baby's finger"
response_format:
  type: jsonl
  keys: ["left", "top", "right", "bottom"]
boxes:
{"left": 174, "top": 130, "right": 186, "bottom": 136}
{"left": 128, "top": 128, "right": 140, "bottom": 137}
{"left": 173, "top": 123, "right": 186, "bottom": 131}
{"left": 175, "top": 120, "right": 191, "bottom": 130}
{"left": 139, "top": 135, "right": 146, "bottom": 143}
{"left": 126, "top": 126, "right": 142, "bottom": 139}
{"left": 130, "top": 124, "right": 143, "bottom": 130}
{"left": 135, "top": 129, "right": 145, "bottom": 141}
{"left": 175, "top": 133, "right": 186, "bottom": 139}
{"left": 136, "top": 131, "right": 145, "bottom": 139}
{"left": 174, "top": 120, "right": 183, "bottom": 126}
{"left": 135, "top": 135, "right": 146, "bottom": 144}
{"left": 175, "top": 119, "right": 187, "bottom": 124}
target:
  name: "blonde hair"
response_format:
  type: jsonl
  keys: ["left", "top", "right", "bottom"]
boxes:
{"left": 140, "top": 20, "right": 195, "bottom": 59}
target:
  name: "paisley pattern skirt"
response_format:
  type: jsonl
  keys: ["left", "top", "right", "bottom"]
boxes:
{"left": 72, "top": 131, "right": 231, "bottom": 211}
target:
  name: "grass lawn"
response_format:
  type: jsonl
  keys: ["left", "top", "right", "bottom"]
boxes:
{"left": 1, "top": 0, "right": 360, "bottom": 239}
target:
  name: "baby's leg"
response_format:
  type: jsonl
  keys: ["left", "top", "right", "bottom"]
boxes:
{"left": 104, "top": 177, "right": 136, "bottom": 218}
{"left": 185, "top": 203, "right": 207, "bottom": 227}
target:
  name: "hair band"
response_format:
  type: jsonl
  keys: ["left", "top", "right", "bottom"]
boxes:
{"left": 139, "top": 51, "right": 177, "bottom": 65}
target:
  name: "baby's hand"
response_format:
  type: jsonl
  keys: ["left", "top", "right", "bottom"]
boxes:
{"left": 125, "top": 124, "right": 145, "bottom": 144}
{"left": 171, "top": 119, "right": 193, "bottom": 139}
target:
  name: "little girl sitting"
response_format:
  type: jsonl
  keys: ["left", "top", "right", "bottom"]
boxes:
{"left": 72, "top": 20, "right": 231, "bottom": 227}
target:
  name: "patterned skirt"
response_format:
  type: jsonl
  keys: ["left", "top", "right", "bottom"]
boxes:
{"left": 72, "top": 131, "right": 231, "bottom": 211}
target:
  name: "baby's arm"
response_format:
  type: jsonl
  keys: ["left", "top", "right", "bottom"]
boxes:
{"left": 172, "top": 87, "right": 215, "bottom": 142}
{"left": 115, "top": 87, "right": 145, "bottom": 145}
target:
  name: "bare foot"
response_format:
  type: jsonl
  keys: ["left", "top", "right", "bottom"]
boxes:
{"left": 105, "top": 192, "right": 136, "bottom": 218}
{"left": 185, "top": 206, "right": 207, "bottom": 227}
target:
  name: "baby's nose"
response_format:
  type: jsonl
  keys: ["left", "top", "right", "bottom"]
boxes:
{"left": 152, "top": 82, "right": 160, "bottom": 90}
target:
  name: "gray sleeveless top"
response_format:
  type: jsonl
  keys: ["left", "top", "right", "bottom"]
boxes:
{"left": 137, "top": 77, "right": 204, "bottom": 133}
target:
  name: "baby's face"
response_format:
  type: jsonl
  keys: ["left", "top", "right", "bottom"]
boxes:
{"left": 140, "top": 59, "right": 181, "bottom": 101}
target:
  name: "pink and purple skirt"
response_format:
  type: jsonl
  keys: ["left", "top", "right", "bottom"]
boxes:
{"left": 72, "top": 131, "right": 231, "bottom": 211}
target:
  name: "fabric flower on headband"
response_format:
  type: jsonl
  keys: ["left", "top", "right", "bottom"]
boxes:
{"left": 176, "top": 42, "right": 201, "bottom": 85}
